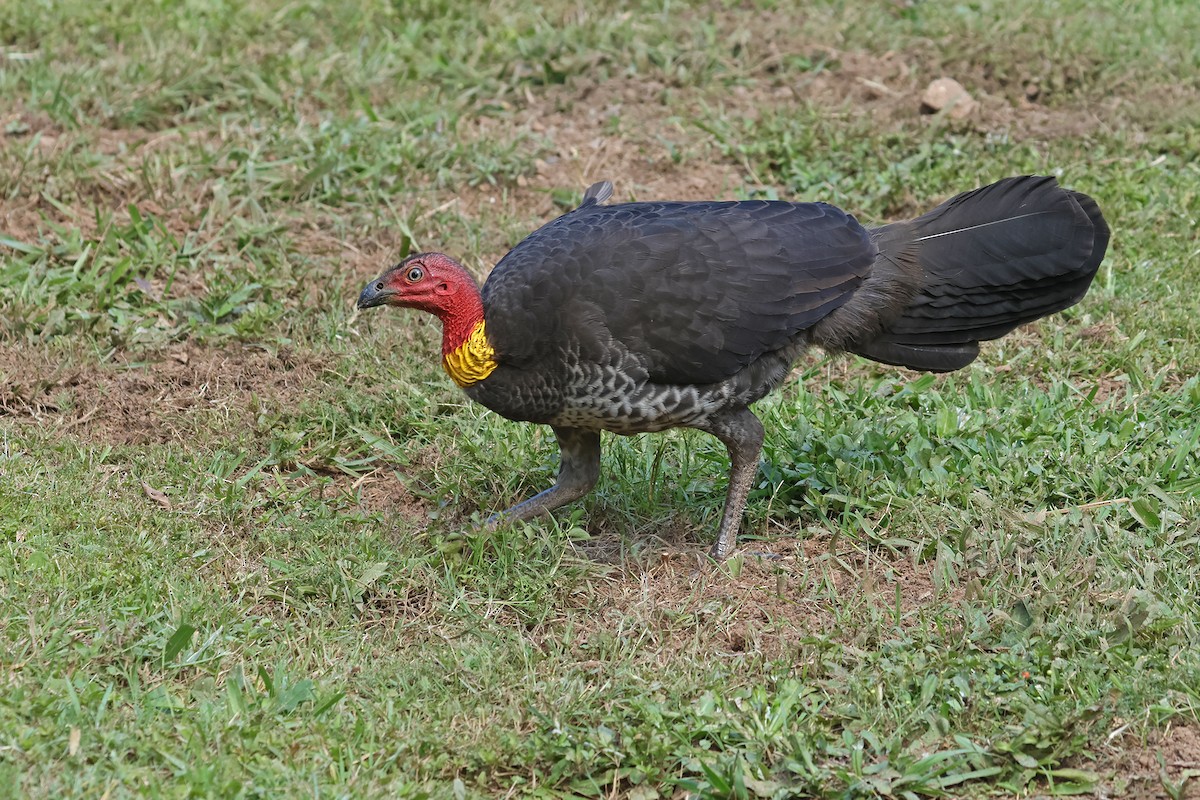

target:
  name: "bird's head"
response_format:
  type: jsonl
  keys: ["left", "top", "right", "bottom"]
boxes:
{"left": 356, "top": 252, "right": 479, "bottom": 317}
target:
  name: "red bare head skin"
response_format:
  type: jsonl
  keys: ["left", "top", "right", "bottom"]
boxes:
{"left": 357, "top": 252, "right": 485, "bottom": 355}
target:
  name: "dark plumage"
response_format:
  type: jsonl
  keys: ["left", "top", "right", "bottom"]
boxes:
{"left": 357, "top": 176, "right": 1109, "bottom": 559}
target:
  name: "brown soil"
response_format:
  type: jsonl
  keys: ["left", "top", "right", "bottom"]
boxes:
{"left": 1086, "top": 723, "right": 1200, "bottom": 799}
{"left": 0, "top": 341, "right": 318, "bottom": 445}
{"left": 568, "top": 530, "right": 955, "bottom": 660}
{"left": 459, "top": 75, "right": 746, "bottom": 266}
{"left": 0, "top": 109, "right": 216, "bottom": 246}
{"left": 452, "top": 29, "right": 1128, "bottom": 249}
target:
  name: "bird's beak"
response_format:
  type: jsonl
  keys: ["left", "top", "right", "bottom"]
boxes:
{"left": 356, "top": 279, "right": 393, "bottom": 310}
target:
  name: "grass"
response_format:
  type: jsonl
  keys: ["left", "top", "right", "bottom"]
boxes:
{"left": 3, "top": 0, "right": 1200, "bottom": 797}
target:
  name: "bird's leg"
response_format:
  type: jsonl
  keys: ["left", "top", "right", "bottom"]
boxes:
{"left": 690, "top": 407, "right": 765, "bottom": 561}
{"left": 487, "top": 426, "right": 601, "bottom": 526}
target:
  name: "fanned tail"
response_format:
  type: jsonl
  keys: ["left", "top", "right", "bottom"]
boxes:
{"left": 816, "top": 176, "right": 1109, "bottom": 372}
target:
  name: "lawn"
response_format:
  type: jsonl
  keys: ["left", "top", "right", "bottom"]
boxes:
{"left": 2, "top": 0, "right": 1198, "bottom": 797}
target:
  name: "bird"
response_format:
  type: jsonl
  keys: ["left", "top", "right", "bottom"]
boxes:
{"left": 357, "top": 176, "right": 1109, "bottom": 560}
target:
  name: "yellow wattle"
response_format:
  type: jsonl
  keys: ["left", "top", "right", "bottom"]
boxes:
{"left": 443, "top": 320, "right": 497, "bottom": 388}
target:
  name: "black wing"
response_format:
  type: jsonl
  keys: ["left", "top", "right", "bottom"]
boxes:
{"left": 482, "top": 197, "right": 875, "bottom": 385}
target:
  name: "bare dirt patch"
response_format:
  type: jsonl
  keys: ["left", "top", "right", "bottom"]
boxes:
{"left": 691, "top": 5, "right": 1169, "bottom": 141}
{"left": 303, "top": 458, "right": 439, "bottom": 525}
{"left": 0, "top": 341, "right": 318, "bottom": 445}
{"left": 458, "top": 75, "right": 749, "bottom": 264}
{"left": 1, "top": 105, "right": 230, "bottom": 248}
{"left": 569, "top": 531, "right": 955, "bottom": 660}
{"left": 796, "top": 45, "right": 1120, "bottom": 142}
{"left": 449, "top": 36, "right": 1127, "bottom": 266}
{"left": 1085, "top": 723, "right": 1200, "bottom": 799}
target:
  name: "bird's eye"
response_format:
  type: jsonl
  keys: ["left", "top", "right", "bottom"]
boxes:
{"left": 375, "top": 281, "right": 384, "bottom": 291}
{"left": 406, "top": 266, "right": 424, "bottom": 283}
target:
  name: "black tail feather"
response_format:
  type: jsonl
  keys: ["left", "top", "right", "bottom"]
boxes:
{"left": 844, "top": 176, "right": 1108, "bottom": 371}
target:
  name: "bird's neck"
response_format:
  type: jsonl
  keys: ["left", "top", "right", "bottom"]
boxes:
{"left": 437, "top": 285, "right": 496, "bottom": 388}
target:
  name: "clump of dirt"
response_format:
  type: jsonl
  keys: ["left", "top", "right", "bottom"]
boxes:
{"left": 0, "top": 342, "right": 318, "bottom": 445}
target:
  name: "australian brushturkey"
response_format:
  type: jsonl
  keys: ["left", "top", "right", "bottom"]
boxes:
{"left": 358, "top": 176, "right": 1109, "bottom": 559}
